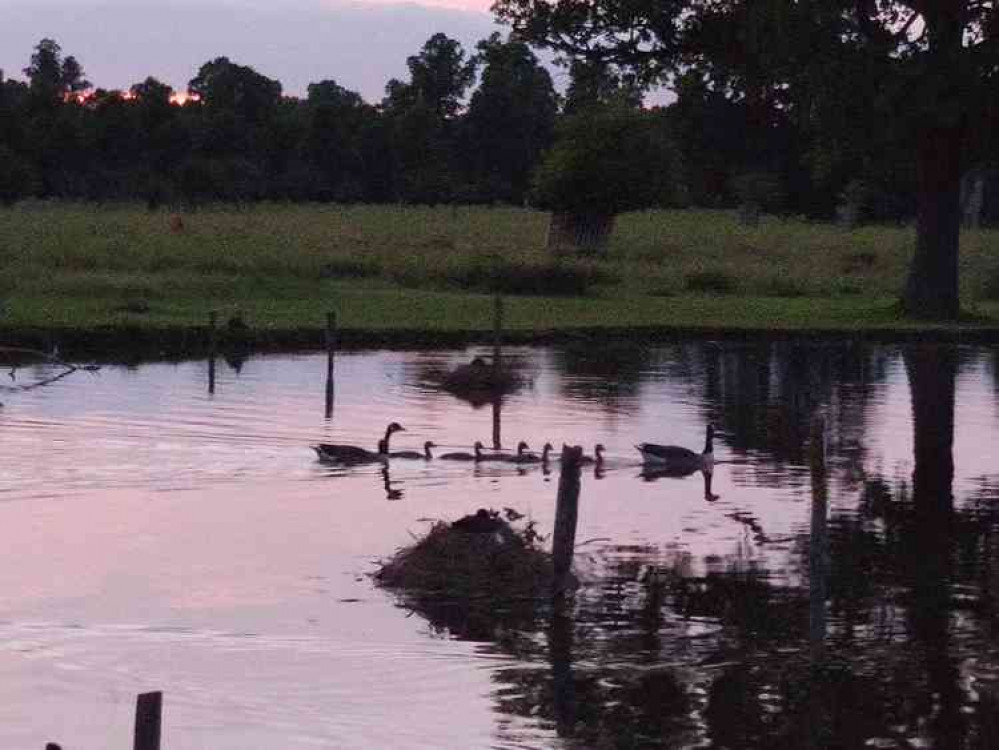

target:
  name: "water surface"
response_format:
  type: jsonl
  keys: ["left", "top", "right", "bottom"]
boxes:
{"left": 1, "top": 341, "right": 998, "bottom": 749}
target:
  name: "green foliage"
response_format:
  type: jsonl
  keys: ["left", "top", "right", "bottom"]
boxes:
{"left": 445, "top": 256, "right": 614, "bottom": 296}
{"left": 684, "top": 269, "right": 737, "bottom": 295}
{"left": 23, "top": 38, "right": 90, "bottom": 109}
{"left": 0, "top": 146, "right": 35, "bottom": 204}
{"left": 188, "top": 57, "right": 281, "bottom": 123}
{"left": 731, "top": 171, "right": 786, "bottom": 213}
{"left": 2, "top": 205, "right": 999, "bottom": 334}
{"left": 979, "top": 267, "right": 999, "bottom": 302}
{"left": 532, "top": 104, "right": 675, "bottom": 215}
{"left": 464, "top": 33, "right": 558, "bottom": 203}
{"left": 404, "top": 33, "right": 476, "bottom": 119}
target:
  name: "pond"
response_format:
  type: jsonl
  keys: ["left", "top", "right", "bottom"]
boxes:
{"left": 1, "top": 340, "right": 998, "bottom": 749}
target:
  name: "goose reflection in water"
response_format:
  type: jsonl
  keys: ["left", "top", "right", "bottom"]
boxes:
{"left": 381, "top": 466, "right": 403, "bottom": 501}
{"left": 639, "top": 465, "right": 719, "bottom": 501}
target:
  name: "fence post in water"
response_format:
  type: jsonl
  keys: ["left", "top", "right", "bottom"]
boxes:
{"left": 491, "top": 295, "right": 504, "bottom": 449}
{"left": 552, "top": 445, "right": 584, "bottom": 603}
{"left": 492, "top": 295, "right": 504, "bottom": 449}
{"left": 208, "top": 310, "right": 218, "bottom": 395}
{"left": 491, "top": 395, "right": 502, "bottom": 452}
{"left": 134, "top": 691, "right": 163, "bottom": 750}
{"left": 325, "top": 311, "right": 337, "bottom": 419}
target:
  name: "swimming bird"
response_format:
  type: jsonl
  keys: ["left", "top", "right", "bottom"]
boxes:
{"left": 439, "top": 441, "right": 486, "bottom": 461}
{"left": 313, "top": 422, "right": 405, "bottom": 464}
{"left": 499, "top": 441, "right": 540, "bottom": 463}
{"left": 390, "top": 441, "right": 436, "bottom": 460}
{"left": 537, "top": 442, "right": 555, "bottom": 464}
{"left": 580, "top": 443, "right": 606, "bottom": 466}
{"left": 636, "top": 425, "right": 714, "bottom": 475}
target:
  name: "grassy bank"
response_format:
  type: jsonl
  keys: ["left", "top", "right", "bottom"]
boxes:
{"left": 1, "top": 203, "right": 998, "bottom": 349}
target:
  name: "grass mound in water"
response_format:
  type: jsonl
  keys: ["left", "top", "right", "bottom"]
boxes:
{"left": 374, "top": 509, "right": 553, "bottom": 639}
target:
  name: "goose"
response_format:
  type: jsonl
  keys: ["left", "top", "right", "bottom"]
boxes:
{"left": 580, "top": 443, "right": 606, "bottom": 466}
{"left": 499, "top": 441, "right": 539, "bottom": 464}
{"left": 439, "top": 441, "right": 486, "bottom": 461}
{"left": 390, "top": 441, "right": 436, "bottom": 460}
{"left": 537, "top": 442, "right": 555, "bottom": 464}
{"left": 636, "top": 425, "right": 714, "bottom": 475}
{"left": 313, "top": 422, "right": 405, "bottom": 464}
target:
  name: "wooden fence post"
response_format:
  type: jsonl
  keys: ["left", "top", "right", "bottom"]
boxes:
{"left": 134, "top": 691, "right": 163, "bottom": 750}
{"left": 492, "top": 294, "right": 504, "bottom": 449}
{"left": 552, "top": 445, "right": 584, "bottom": 602}
{"left": 325, "top": 311, "right": 336, "bottom": 419}
{"left": 208, "top": 310, "right": 218, "bottom": 395}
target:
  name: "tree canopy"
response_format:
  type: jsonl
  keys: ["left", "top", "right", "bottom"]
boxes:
{"left": 492, "top": 0, "right": 999, "bottom": 318}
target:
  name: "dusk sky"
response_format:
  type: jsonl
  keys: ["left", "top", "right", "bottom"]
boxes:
{"left": 0, "top": 0, "right": 537, "bottom": 102}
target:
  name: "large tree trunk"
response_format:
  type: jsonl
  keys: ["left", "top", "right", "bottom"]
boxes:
{"left": 902, "top": 124, "right": 964, "bottom": 320}
{"left": 902, "top": 5, "right": 967, "bottom": 321}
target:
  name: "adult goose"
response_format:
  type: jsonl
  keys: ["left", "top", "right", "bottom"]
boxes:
{"left": 636, "top": 425, "right": 714, "bottom": 475}
{"left": 313, "top": 422, "right": 405, "bottom": 464}
{"left": 390, "top": 441, "right": 436, "bottom": 460}
{"left": 439, "top": 441, "right": 486, "bottom": 461}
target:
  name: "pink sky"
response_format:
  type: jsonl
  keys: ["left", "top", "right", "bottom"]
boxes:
{"left": 0, "top": 0, "right": 505, "bottom": 99}
{"left": 354, "top": 0, "right": 493, "bottom": 10}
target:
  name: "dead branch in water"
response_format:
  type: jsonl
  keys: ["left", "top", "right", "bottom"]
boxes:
{"left": 0, "top": 345, "right": 101, "bottom": 392}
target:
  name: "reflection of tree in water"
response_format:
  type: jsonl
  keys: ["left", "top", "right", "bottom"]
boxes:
{"left": 702, "top": 342, "right": 889, "bottom": 472}
{"left": 392, "top": 343, "right": 999, "bottom": 748}
{"left": 552, "top": 338, "right": 651, "bottom": 416}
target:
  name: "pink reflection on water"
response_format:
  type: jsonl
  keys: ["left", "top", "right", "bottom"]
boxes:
{"left": 0, "top": 344, "right": 996, "bottom": 748}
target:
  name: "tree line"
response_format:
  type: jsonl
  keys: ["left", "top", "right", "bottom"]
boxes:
{"left": 0, "top": 34, "right": 562, "bottom": 207}
{"left": 2, "top": 26, "right": 994, "bottom": 224}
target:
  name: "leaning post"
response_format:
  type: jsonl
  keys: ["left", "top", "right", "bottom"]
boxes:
{"left": 552, "top": 445, "right": 584, "bottom": 604}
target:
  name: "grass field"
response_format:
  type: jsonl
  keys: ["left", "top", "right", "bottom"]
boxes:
{"left": 1, "top": 202, "right": 997, "bottom": 343}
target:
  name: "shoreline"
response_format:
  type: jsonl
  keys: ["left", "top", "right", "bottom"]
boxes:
{"left": 4, "top": 320, "right": 999, "bottom": 363}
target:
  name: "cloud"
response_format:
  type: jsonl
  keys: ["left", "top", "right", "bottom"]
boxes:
{"left": 0, "top": 0, "right": 500, "bottom": 100}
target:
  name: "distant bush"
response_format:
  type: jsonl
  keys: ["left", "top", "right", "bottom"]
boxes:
{"left": 685, "top": 270, "right": 737, "bottom": 295}
{"left": 448, "top": 257, "right": 615, "bottom": 296}
{"left": 731, "top": 172, "right": 786, "bottom": 214}
{"left": 980, "top": 266, "right": 999, "bottom": 300}
{"left": 762, "top": 277, "right": 806, "bottom": 298}
{"left": 318, "top": 258, "right": 380, "bottom": 279}
{"left": 532, "top": 104, "right": 675, "bottom": 216}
